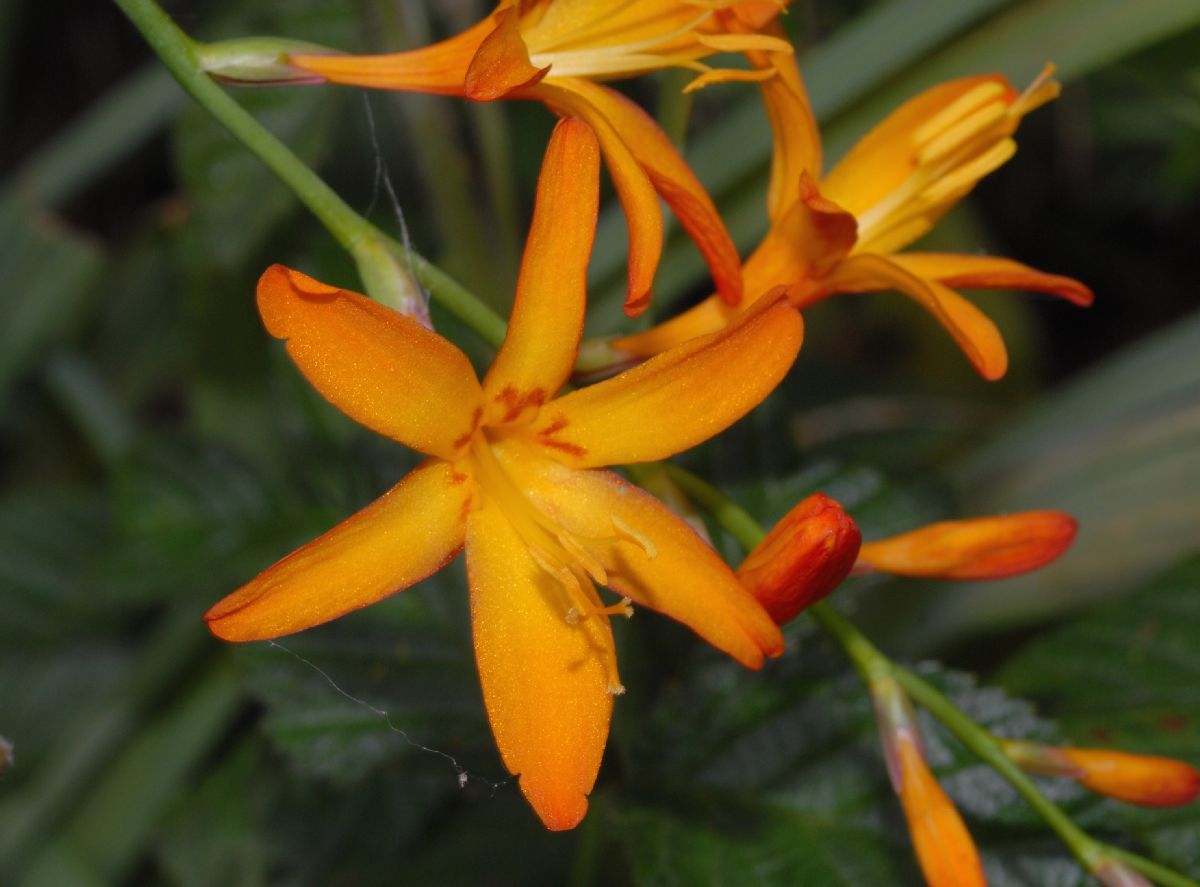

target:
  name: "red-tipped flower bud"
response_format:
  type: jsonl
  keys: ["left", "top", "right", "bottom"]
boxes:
{"left": 1003, "top": 741, "right": 1200, "bottom": 807}
{"left": 870, "top": 677, "right": 987, "bottom": 887}
{"left": 856, "top": 511, "right": 1076, "bottom": 580}
{"left": 737, "top": 493, "right": 861, "bottom": 624}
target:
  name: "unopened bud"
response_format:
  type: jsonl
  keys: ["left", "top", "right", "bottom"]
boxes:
{"left": 1003, "top": 740, "right": 1200, "bottom": 808}
{"left": 869, "top": 676, "right": 987, "bottom": 887}
{"left": 737, "top": 493, "right": 860, "bottom": 624}
{"left": 198, "top": 37, "right": 336, "bottom": 85}
{"left": 353, "top": 235, "right": 432, "bottom": 329}
{"left": 855, "top": 511, "right": 1076, "bottom": 580}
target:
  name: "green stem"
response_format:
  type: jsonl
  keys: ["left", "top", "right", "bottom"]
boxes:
{"left": 661, "top": 463, "right": 1198, "bottom": 887}
{"left": 656, "top": 69, "right": 696, "bottom": 150}
{"left": 112, "top": 0, "right": 507, "bottom": 350}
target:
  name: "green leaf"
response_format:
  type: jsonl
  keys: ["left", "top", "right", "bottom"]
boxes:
{"left": 0, "top": 200, "right": 103, "bottom": 402}
{"left": 155, "top": 739, "right": 266, "bottom": 887}
{"left": 620, "top": 638, "right": 1105, "bottom": 884}
{"left": 20, "top": 660, "right": 243, "bottom": 886}
{"left": 613, "top": 803, "right": 910, "bottom": 887}
{"left": 240, "top": 572, "right": 491, "bottom": 784}
{"left": 172, "top": 85, "right": 343, "bottom": 273}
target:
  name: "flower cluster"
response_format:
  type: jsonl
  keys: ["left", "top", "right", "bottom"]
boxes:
{"left": 197, "top": 0, "right": 1197, "bottom": 872}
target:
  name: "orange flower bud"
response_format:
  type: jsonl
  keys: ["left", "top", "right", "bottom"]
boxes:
{"left": 897, "top": 740, "right": 989, "bottom": 887}
{"left": 1003, "top": 741, "right": 1200, "bottom": 808}
{"left": 737, "top": 493, "right": 861, "bottom": 624}
{"left": 856, "top": 511, "right": 1076, "bottom": 580}
{"left": 870, "top": 677, "right": 987, "bottom": 887}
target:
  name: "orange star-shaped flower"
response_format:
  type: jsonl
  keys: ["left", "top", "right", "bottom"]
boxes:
{"left": 615, "top": 61, "right": 1093, "bottom": 380}
{"left": 287, "top": 0, "right": 795, "bottom": 316}
{"left": 204, "top": 120, "right": 796, "bottom": 830}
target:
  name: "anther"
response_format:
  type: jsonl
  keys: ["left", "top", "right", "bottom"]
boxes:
{"left": 607, "top": 682, "right": 627, "bottom": 696}
{"left": 912, "top": 81, "right": 1006, "bottom": 149}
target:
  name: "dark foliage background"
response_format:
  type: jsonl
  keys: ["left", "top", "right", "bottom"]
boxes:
{"left": 1, "top": 1, "right": 1198, "bottom": 884}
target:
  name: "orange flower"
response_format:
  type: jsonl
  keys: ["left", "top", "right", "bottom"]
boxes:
{"left": 614, "top": 63, "right": 1093, "bottom": 380}
{"left": 1003, "top": 741, "right": 1200, "bottom": 808}
{"left": 872, "top": 676, "right": 987, "bottom": 887}
{"left": 855, "top": 511, "right": 1077, "bottom": 580}
{"left": 288, "top": 0, "right": 794, "bottom": 316}
{"left": 736, "top": 493, "right": 861, "bottom": 624}
{"left": 204, "top": 120, "right": 796, "bottom": 831}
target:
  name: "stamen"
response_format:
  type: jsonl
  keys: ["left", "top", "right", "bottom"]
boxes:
{"left": 912, "top": 81, "right": 1006, "bottom": 149}
{"left": 1010, "top": 64, "right": 1059, "bottom": 117}
{"left": 557, "top": 531, "right": 609, "bottom": 586}
{"left": 915, "top": 101, "right": 1007, "bottom": 166}
{"left": 921, "top": 139, "right": 1016, "bottom": 203}
{"left": 612, "top": 515, "right": 658, "bottom": 559}
{"left": 607, "top": 682, "right": 627, "bottom": 696}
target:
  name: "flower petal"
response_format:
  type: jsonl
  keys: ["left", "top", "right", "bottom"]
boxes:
{"left": 491, "top": 440, "right": 785, "bottom": 668}
{"left": 482, "top": 118, "right": 599, "bottom": 424}
{"left": 889, "top": 252, "right": 1094, "bottom": 306}
{"left": 758, "top": 172, "right": 858, "bottom": 281}
{"left": 744, "top": 22, "right": 823, "bottom": 221}
{"left": 464, "top": 7, "right": 550, "bottom": 100}
{"left": 821, "top": 74, "right": 1016, "bottom": 217}
{"left": 205, "top": 459, "right": 470, "bottom": 641}
{"left": 610, "top": 293, "right": 734, "bottom": 358}
{"left": 1055, "top": 748, "right": 1200, "bottom": 808}
{"left": 527, "top": 293, "right": 802, "bottom": 468}
{"left": 257, "top": 265, "right": 484, "bottom": 459}
{"left": 897, "top": 738, "right": 988, "bottom": 887}
{"left": 825, "top": 253, "right": 1008, "bottom": 380}
{"left": 857, "top": 511, "right": 1077, "bottom": 580}
{"left": 289, "top": 16, "right": 495, "bottom": 94}
{"left": 466, "top": 492, "right": 613, "bottom": 831}
{"left": 532, "top": 79, "right": 742, "bottom": 313}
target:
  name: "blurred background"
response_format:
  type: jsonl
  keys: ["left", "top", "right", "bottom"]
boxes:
{"left": 2, "top": 0, "right": 1199, "bottom": 884}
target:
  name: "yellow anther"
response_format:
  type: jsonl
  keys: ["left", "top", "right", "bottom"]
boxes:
{"left": 921, "top": 138, "right": 1016, "bottom": 204}
{"left": 912, "top": 81, "right": 1006, "bottom": 149}
{"left": 915, "top": 101, "right": 1008, "bottom": 166}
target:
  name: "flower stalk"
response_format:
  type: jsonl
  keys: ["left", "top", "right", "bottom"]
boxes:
{"left": 664, "top": 464, "right": 1200, "bottom": 887}
{"left": 113, "top": 0, "right": 508, "bottom": 348}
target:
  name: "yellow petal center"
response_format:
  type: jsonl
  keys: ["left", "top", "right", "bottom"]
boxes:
{"left": 852, "top": 68, "right": 1058, "bottom": 255}
{"left": 519, "top": 0, "right": 785, "bottom": 83}
{"left": 468, "top": 433, "right": 655, "bottom": 695}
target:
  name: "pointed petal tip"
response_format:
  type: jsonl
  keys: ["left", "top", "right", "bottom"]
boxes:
{"left": 622, "top": 288, "right": 654, "bottom": 318}
{"left": 464, "top": 7, "right": 550, "bottom": 101}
